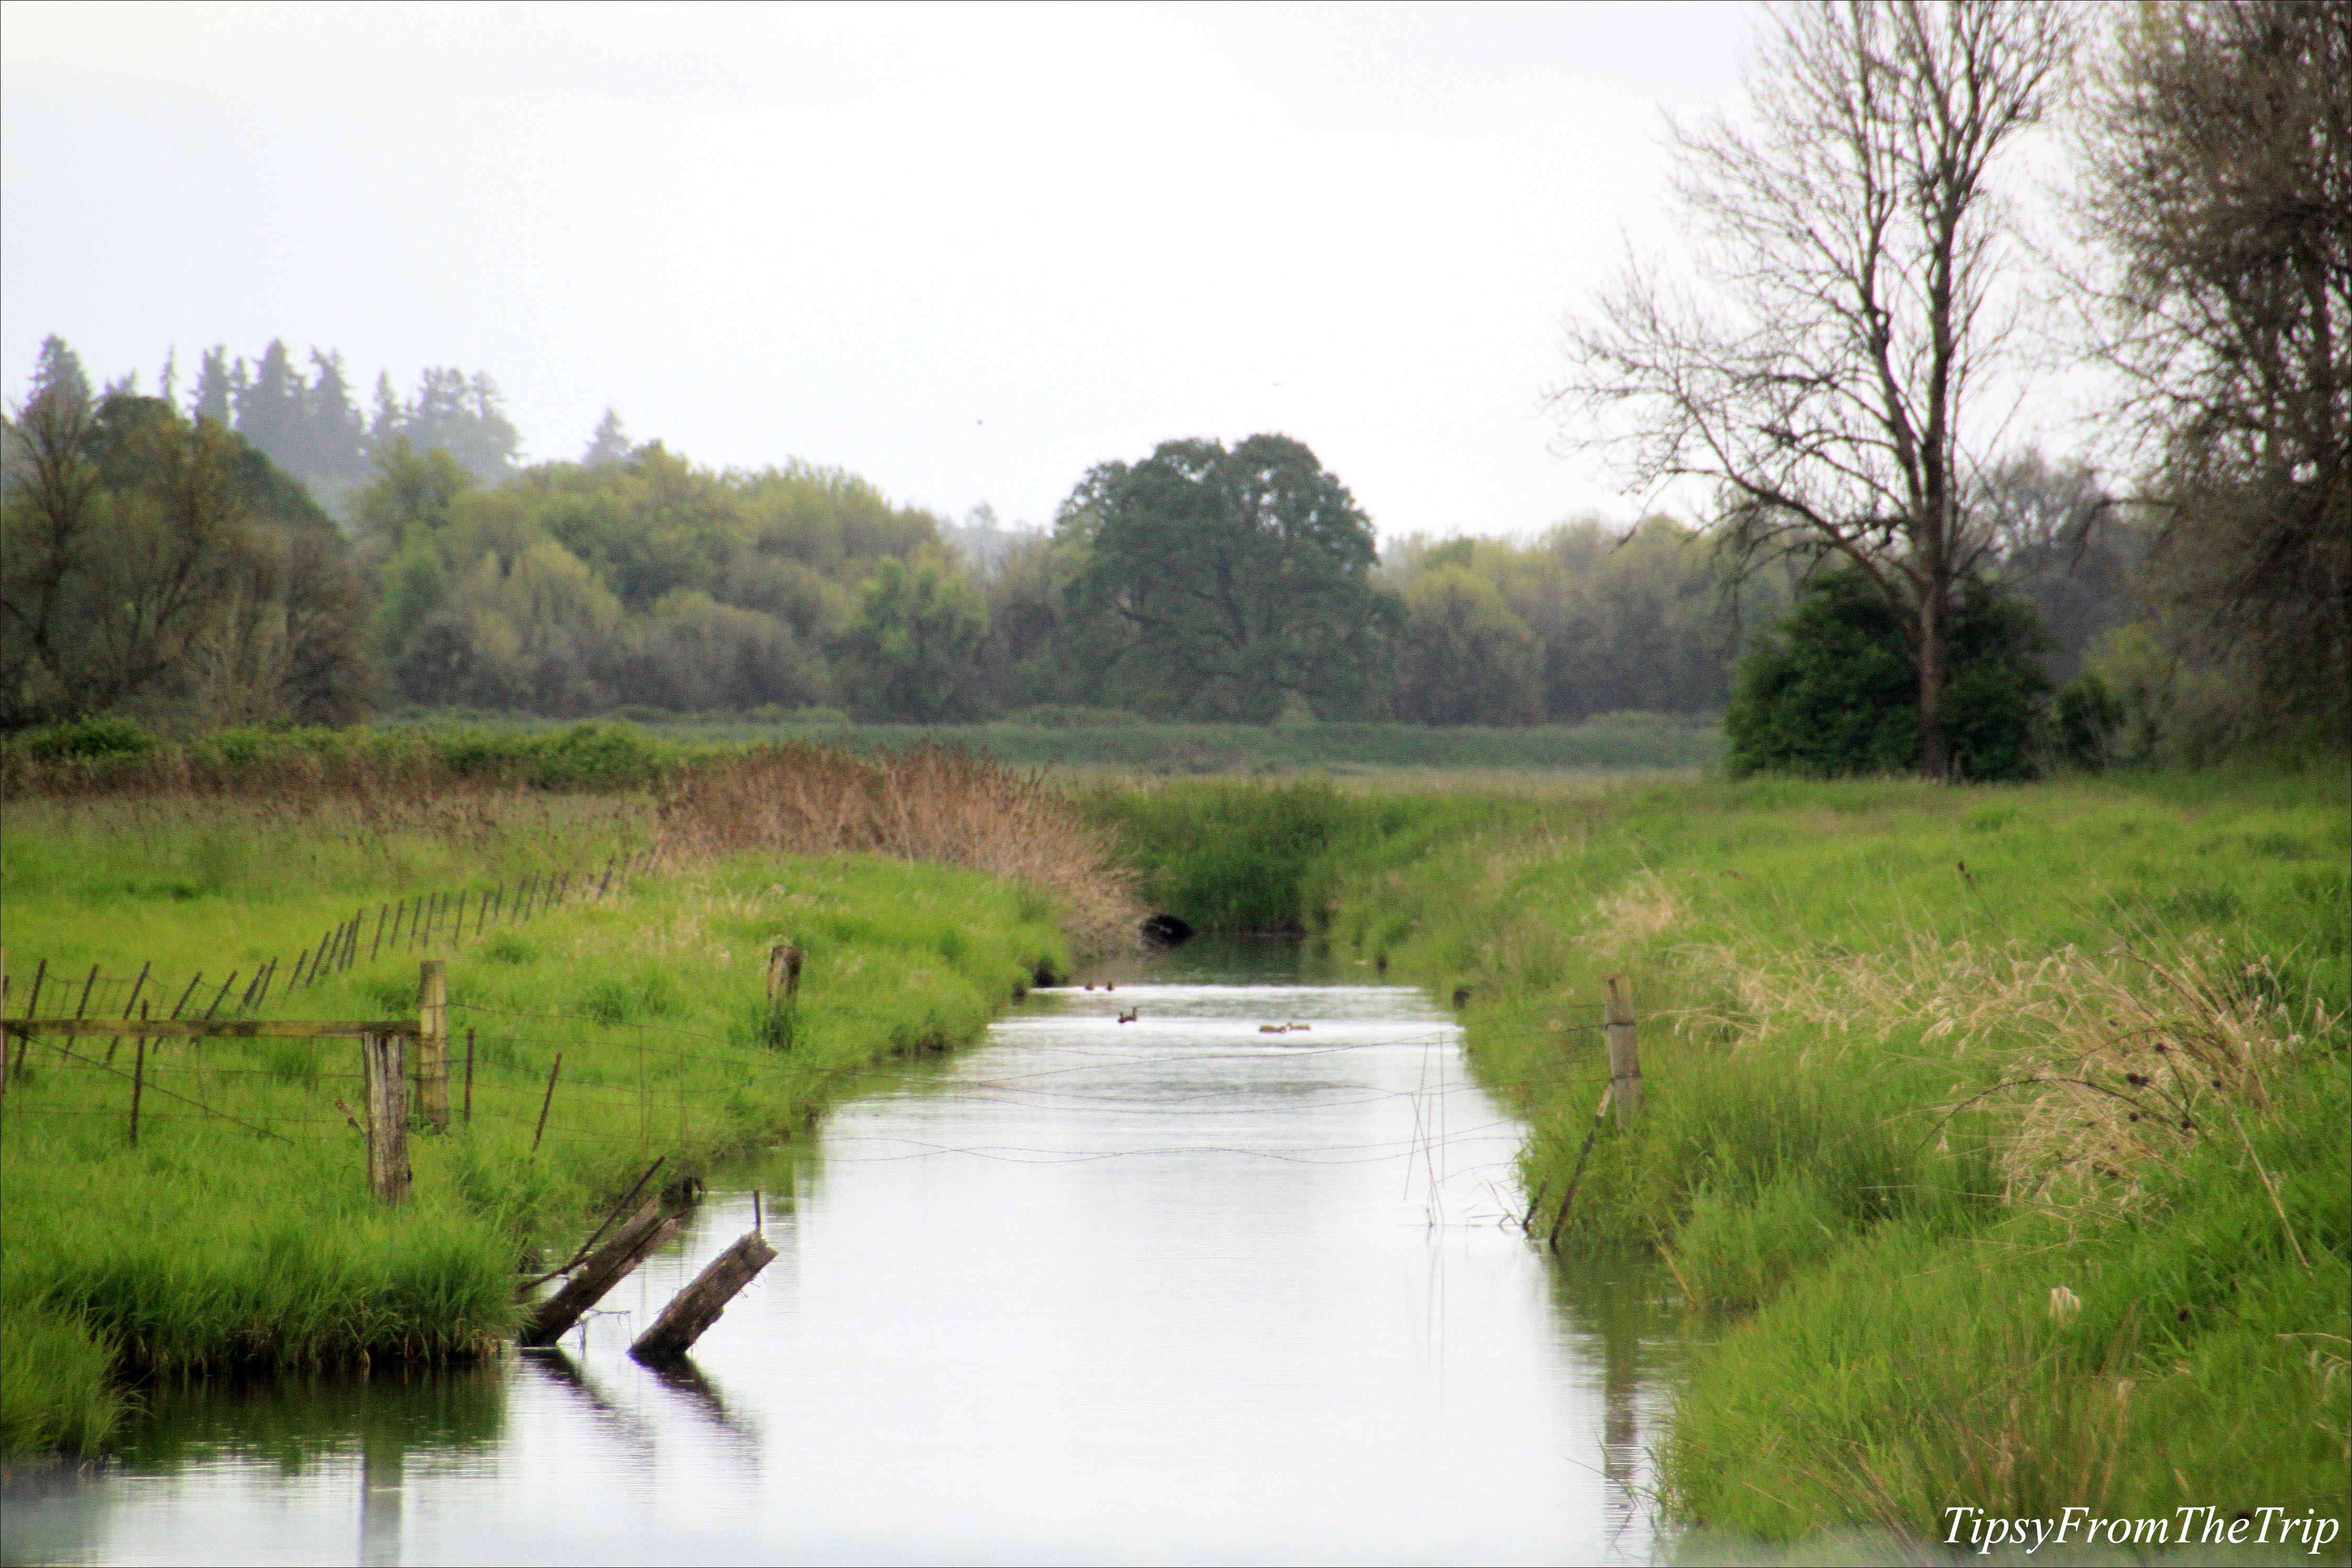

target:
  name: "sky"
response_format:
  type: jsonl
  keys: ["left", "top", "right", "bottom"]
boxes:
{"left": 1, "top": 0, "right": 1762, "bottom": 538}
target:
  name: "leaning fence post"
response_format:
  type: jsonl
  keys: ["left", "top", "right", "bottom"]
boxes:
{"left": 418, "top": 960, "right": 449, "bottom": 1132}
{"left": 629, "top": 1231, "right": 778, "bottom": 1361}
{"left": 532, "top": 1051, "right": 564, "bottom": 1154}
{"left": 361, "top": 1031, "right": 412, "bottom": 1203}
{"left": 1603, "top": 974, "right": 1642, "bottom": 1125}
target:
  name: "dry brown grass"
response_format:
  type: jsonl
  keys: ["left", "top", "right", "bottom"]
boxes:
{"left": 656, "top": 744, "right": 1142, "bottom": 954}
{"left": 1686, "top": 929, "right": 2329, "bottom": 1211}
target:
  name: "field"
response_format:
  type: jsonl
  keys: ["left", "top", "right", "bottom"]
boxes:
{"left": 1095, "top": 767, "right": 2352, "bottom": 1544}
{"left": 373, "top": 710, "right": 1727, "bottom": 775}
{"left": 0, "top": 747, "right": 1120, "bottom": 1456}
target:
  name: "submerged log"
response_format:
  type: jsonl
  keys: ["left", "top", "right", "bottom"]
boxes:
{"left": 518, "top": 1199, "right": 681, "bottom": 1347}
{"left": 628, "top": 1231, "right": 776, "bottom": 1362}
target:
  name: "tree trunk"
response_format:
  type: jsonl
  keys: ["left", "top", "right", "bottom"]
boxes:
{"left": 1917, "top": 577, "right": 1951, "bottom": 781}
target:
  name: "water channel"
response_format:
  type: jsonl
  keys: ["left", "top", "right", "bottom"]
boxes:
{"left": 4, "top": 940, "right": 1683, "bottom": 1566}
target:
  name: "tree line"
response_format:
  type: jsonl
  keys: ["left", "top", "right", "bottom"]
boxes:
{"left": 0, "top": 333, "right": 2162, "bottom": 746}
{"left": 0, "top": 348, "right": 1812, "bottom": 733}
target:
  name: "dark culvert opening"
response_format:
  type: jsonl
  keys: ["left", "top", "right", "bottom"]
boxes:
{"left": 1139, "top": 913, "right": 1194, "bottom": 951}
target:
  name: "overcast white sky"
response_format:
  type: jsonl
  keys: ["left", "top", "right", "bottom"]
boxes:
{"left": 2, "top": 0, "right": 1762, "bottom": 538}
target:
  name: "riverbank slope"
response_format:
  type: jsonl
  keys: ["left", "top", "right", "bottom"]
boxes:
{"left": 1096, "top": 769, "right": 2351, "bottom": 1543}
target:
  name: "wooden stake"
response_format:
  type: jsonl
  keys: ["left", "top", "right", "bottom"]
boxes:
{"left": 12, "top": 956, "right": 40, "bottom": 1086}
{"left": 77, "top": 963, "right": 98, "bottom": 1018}
{"left": 532, "top": 1051, "right": 562, "bottom": 1154}
{"left": 629, "top": 1231, "right": 777, "bottom": 1361}
{"left": 370, "top": 903, "right": 387, "bottom": 962}
{"left": 205, "top": 972, "right": 236, "bottom": 1020}
{"left": 361, "top": 1031, "right": 412, "bottom": 1203}
{"left": 418, "top": 960, "right": 449, "bottom": 1132}
{"left": 129, "top": 1031, "right": 148, "bottom": 1147}
{"left": 463, "top": 1026, "right": 475, "bottom": 1125}
{"left": 518, "top": 1198, "right": 681, "bottom": 1347}
{"left": 170, "top": 971, "right": 203, "bottom": 1019}
{"left": 767, "top": 943, "right": 804, "bottom": 1004}
{"left": 1547, "top": 1082, "right": 1615, "bottom": 1250}
{"left": 122, "top": 962, "right": 151, "bottom": 1019}
{"left": 1603, "top": 974, "right": 1642, "bottom": 1125}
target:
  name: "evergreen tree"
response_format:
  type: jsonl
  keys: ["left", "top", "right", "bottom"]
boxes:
{"left": 234, "top": 339, "right": 304, "bottom": 467}
{"left": 582, "top": 407, "right": 631, "bottom": 467}
{"left": 29, "top": 335, "right": 91, "bottom": 412}
{"left": 1726, "top": 569, "right": 2056, "bottom": 780}
{"left": 191, "top": 347, "right": 236, "bottom": 426}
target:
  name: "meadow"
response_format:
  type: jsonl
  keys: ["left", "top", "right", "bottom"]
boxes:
{"left": 0, "top": 742, "right": 1126, "bottom": 1455}
{"left": 1090, "top": 768, "right": 2352, "bottom": 1544}
{"left": 372, "top": 709, "right": 1727, "bottom": 775}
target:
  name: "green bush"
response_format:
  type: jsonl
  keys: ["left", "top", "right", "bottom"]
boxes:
{"left": 1725, "top": 570, "right": 2053, "bottom": 780}
{"left": 24, "top": 717, "right": 157, "bottom": 760}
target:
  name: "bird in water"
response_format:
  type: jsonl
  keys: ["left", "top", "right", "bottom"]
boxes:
{"left": 1117, "top": 1007, "right": 1139, "bottom": 1024}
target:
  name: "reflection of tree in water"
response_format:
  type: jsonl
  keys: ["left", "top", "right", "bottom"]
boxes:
{"left": 1545, "top": 1251, "right": 1686, "bottom": 1549}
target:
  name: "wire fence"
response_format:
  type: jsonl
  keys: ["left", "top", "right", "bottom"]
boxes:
{"left": 5, "top": 849, "right": 660, "bottom": 1036}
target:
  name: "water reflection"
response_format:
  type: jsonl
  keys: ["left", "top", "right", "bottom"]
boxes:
{"left": 2, "top": 943, "right": 1680, "bottom": 1566}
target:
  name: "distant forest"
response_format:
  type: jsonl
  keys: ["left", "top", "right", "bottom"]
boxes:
{"left": 1, "top": 335, "right": 2138, "bottom": 734}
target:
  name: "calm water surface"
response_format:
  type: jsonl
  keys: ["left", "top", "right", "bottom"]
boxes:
{"left": 4, "top": 941, "right": 1681, "bottom": 1566}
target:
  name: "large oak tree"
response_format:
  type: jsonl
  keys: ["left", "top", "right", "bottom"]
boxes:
{"left": 1058, "top": 435, "right": 1399, "bottom": 722}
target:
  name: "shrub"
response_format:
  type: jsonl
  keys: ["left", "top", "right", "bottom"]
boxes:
{"left": 24, "top": 717, "right": 156, "bottom": 761}
{"left": 1725, "top": 569, "right": 2053, "bottom": 780}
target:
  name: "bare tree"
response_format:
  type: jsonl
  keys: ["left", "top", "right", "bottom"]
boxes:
{"left": 1552, "top": 1, "right": 2077, "bottom": 777}
{"left": 2073, "top": 0, "right": 2351, "bottom": 736}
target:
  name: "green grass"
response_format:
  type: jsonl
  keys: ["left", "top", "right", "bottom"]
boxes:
{"left": 1100, "top": 766, "right": 2350, "bottom": 1544}
{"left": 374, "top": 710, "right": 1727, "bottom": 775}
{"left": 0, "top": 799, "right": 1070, "bottom": 1456}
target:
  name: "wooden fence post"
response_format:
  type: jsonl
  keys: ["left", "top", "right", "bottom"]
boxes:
{"left": 418, "top": 960, "right": 449, "bottom": 1132}
{"left": 361, "top": 1031, "right": 412, "bottom": 1203}
{"left": 519, "top": 1199, "right": 683, "bottom": 1346}
{"left": 629, "top": 1231, "right": 777, "bottom": 1361}
{"left": 1603, "top": 974, "right": 1642, "bottom": 1125}
{"left": 766, "top": 943, "right": 803, "bottom": 1005}
{"left": 129, "top": 1033, "right": 147, "bottom": 1147}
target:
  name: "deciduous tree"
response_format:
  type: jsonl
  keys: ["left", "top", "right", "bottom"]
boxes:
{"left": 1553, "top": 1, "right": 2077, "bottom": 777}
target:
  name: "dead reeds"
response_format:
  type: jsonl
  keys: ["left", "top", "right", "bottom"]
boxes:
{"left": 656, "top": 743, "right": 1141, "bottom": 954}
{"left": 1685, "top": 927, "right": 2331, "bottom": 1213}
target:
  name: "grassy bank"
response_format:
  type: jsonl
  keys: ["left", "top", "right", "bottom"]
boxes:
{"left": 1102, "top": 769, "right": 2351, "bottom": 1544}
{"left": 0, "top": 754, "right": 1109, "bottom": 1456}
